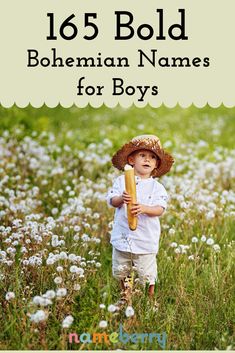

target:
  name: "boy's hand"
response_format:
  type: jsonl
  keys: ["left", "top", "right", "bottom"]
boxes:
{"left": 131, "top": 203, "right": 147, "bottom": 215}
{"left": 122, "top": 191, "right": 132, "bottom": 204}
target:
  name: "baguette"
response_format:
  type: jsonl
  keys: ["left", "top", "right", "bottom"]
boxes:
{"left": 124, "top": 164, "right": 138, "bottom": 231}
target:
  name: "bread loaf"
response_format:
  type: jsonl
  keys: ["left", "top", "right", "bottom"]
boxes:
{"left": 124, "top": 164, "right": 138, "bottom": 231}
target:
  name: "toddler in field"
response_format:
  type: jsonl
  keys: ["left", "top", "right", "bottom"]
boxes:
{"left": 106, "top": 135, "right": 174, "bottom": 297}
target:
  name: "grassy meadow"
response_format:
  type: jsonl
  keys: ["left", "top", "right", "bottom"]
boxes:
{"left": 0, "top": 104, "right": 234, "bottom": 350}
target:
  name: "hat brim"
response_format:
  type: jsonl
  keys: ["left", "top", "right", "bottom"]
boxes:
{"left": 112, "top": 141, "right": 174, "bottom": 177}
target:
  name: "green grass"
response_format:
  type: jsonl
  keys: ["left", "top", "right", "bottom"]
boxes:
{"left": 0, "top": 104, "right": 234, "bottom": 350}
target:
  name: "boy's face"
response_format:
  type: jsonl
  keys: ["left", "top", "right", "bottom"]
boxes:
{"left": 127, "top": 149, "right": 158, "bottom": 178}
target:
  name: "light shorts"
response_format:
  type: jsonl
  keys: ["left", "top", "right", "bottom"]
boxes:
{"left": 112, "top": 247, "right": 157, "bottom": 286}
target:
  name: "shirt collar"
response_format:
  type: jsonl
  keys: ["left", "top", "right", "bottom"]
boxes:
{"left": 135, "top": 176, "right": 153, "bottom": 182}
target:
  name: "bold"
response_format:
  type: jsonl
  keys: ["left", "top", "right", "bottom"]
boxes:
{"left": 138, "top": 49, "right": 158, "bottom": 67}
{"left": 27, "top": 49, "right": 39, "bottom": 67}
{"left": 203, "top": 57, "right": 210, "bottom": 67}
{"left": 77, "top": 77, "right": 86, "bottom": 95}
{"left": 112, "top": 78, "right": 124, "bottom": 95}
{"left": 168, "top": 9, "right": 188, "bottom": 40}
{"left": 115, "top": 11, "right": 134, "bottom": 40}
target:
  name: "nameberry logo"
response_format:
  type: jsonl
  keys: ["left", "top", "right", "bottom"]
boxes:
{"left": 68, "top": 324, "right": 167, "bottom": 348}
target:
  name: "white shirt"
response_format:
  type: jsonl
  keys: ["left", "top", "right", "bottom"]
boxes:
{"left": 106, "top": 175, "right": 168, "bottom": 254}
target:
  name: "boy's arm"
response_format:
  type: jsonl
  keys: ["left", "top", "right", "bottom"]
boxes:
{"left": 131, "top": 204, "right": 164, "bottom": 217}
{"left": 111, "top": 191, "right": 131, "bottom": 208}
{"left": 111, "top": 195, "right": 123, "bottom": 208}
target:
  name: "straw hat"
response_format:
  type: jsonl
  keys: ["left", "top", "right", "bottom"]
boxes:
{"left": 112, "top": 135, "right": 174, "bottom": 177}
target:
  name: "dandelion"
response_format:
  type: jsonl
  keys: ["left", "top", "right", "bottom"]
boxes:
{"left": 169, "top": 228, "right": 175, "bottom": 235}
{"left": 70, "top": 265, "right": 79, "bottom": 274}
{"left": 44, "top": 290, "right": 56, "bottom": 299}
{"left": 68, "top": 253, "right": 77, "bottom": 262}
{"left": 170, "top": 242, "right": 178, "bottom": 248}
{"left": 30, "top": 310, "right": 48, "bottom": 323}
{"left": 192, "top": 236, "right": 198, "bottom": 243}
{"left": 33, "top": 296, "right": 43, "bottom": 305}
{"left": 213, "top": 244, "right": 221, "bottom": 252}
{"left": 73, "top": 234, "right": 80, "bottom": 241}
{"left": 40, "top": 298, "right": 53, "bottom": 306}
{"left": 56, "top": 266, "right": 63, "bottom": 272}
{"left": 108, "top": 304, "right": 117, "bottom": 313}
{"left": 206, "top": 238, "right": 215, "bottom": 246}
{"left": 46, "top": 258, "right": 55, "bottom": 265}
{"left": 5, "top": 291, "right": 15, "bottom": 301}
{"left": 206, "top": 211, "right": 215, "bottom": 220}
{"left": 59, "top": 251, "right": 68, "bottom": 260}
{"left": 62, "top": 315, "right": 74, "bottom": 328}
{"left": 56, "top": 288, "right": 67, "bottom": 297}
{"left": 188, "top": 255, "right": 195, "bottom": 260}
{"left": 73, "top": 284, "right": 81, "bottom": 291}
{"left": 54, "top": 277, "right": 63, "bottom": 284}
{"left": 201, "top": 235, "right": 207, "bottom": 242}
{"left": 99, "top": 320, "right": 108, "bottom": 328}
{"left": 51, "top": 208, "right": 58, "bottom": 215}
{"left": 125, "top": 306, "right": 135, "bottom": 317}
{"left": 74, "top": 225, "right": 81, "bottom": 232}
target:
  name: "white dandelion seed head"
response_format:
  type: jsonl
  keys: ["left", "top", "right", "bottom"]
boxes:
{"left": 68, "top": 253, "right": 77, "bottom": 262}
{"left": 32, "top": 296, "right": 43, "bottom": 305}
{"left": 188, "top": 255, "right": 195, "bottom": 260}
{"left": 206, "top": 238, "right": 214, "bottom": 246}
{"left": 108, "top": 304, "right": 117, "bottom": 313}
{"left": 56, "top": 266, "right": 63, "bottom": 272}
{"left": 201, "top": 235, "right": 207, "bottom": 242}
{"left": 59, "top": 251, "right": 68, "bottom": 260}
{"left": 62, "top": 315, "right": 74, "bottom": 328}
{"left": 73, "top": 284, "right": 81, "bottom": 291}
{"left": 99, "top": 320, "right": 108, "bottom": 328}
{"left": 56, "top": 288, "right": 67, "bottom": 297}
{"left": 170, "top": 242, "right": 178, "bottom": 248}
{"left": 169, "top": 228, "right": 176, "bottom": 235}
{"left": 5, "top": 291, "right": 15, "bottom": 301}
{"left": 213, "top": 244, "right": 221, "bottom": 252}
{"left": 125, "top": 306, "right": 135, "bottom": 317}
{"left": 44, "top": 290, "right": 56, "bottom": 299}
{"left": 192, "top": 236, "right": 198, "bottom": 243}
{"left": 54, "top": 276, "right": 63, "bottom": 284}
{"left": 30, "top": 310, "right": 48, "bottom": 323}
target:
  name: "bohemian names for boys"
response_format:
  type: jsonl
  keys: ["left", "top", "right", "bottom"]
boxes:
{"left": 27, "top": 48, "right": 209, "bottom": 102}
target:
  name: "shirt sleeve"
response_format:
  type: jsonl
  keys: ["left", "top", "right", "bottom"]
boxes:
{"left": 106, "top": 177, "right": 122, "bottom": 207}
{"left": 152, "top": 182, "right": 169, "bottom": 210}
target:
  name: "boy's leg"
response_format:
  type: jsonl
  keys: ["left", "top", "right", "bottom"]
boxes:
{"left": 134, "top": 253, "right": 157, "bottom": 296}
{"left": 112, "top": 247, "right": 132, "bottom": 294}
{"left": 120, "top": 279, "right": 125, "bottom": 291}
{"left": 148, "top": 284, "right": 155, "bottom": 297}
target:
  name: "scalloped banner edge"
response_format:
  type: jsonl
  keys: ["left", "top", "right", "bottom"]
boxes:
{"left": 0, "top": 102, "right": 235, "bottom": 109}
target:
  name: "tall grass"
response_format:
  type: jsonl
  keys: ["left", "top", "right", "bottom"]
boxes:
{"left": 0, "top": 105, "right": 234, "bottom": 350}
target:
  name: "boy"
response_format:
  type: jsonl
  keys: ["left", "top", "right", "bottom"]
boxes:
{"left": 106, "top": 135, "right": 174, "bottom": 297}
